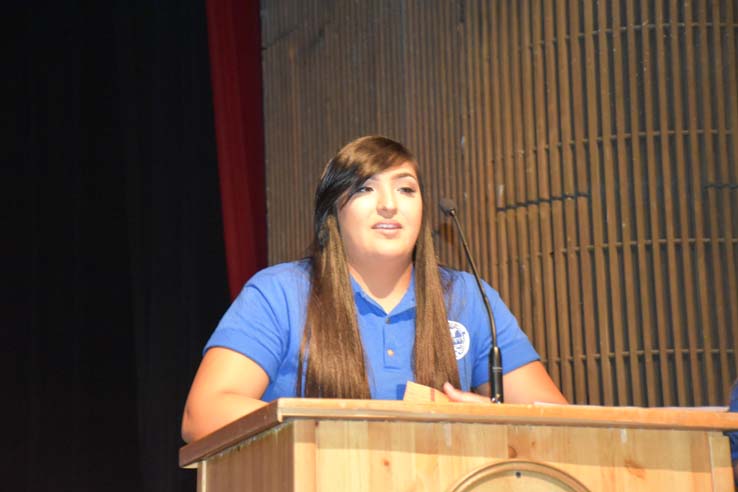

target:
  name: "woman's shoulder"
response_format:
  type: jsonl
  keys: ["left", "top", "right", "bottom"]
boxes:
{"left": 244, "top": 259, "right": 312, "bottom": 291}
{"left": 440, "top": 266, "right": 500, "bottom": 299}
{"left": 253, "top": 259, "right": 310, "bottom": 276}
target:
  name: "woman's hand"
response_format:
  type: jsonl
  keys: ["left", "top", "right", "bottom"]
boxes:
{"left": 442, "top": 382, "right": 491, "bottom": 402}
{"left": 442, "top": 361, "right": 568, "bottom": 405}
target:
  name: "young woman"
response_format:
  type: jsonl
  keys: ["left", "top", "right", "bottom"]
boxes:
{"left": 181, "top": 136, "right": 566, "bottom": 443}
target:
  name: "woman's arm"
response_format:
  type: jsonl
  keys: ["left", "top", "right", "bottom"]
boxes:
{"left": 443, "top": 361, "right": 568, "bottom": 404}
{"left": 181, "top": 347, "right": 270, "bottom": 443}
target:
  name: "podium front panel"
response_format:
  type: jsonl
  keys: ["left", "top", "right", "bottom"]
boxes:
{"left": 195, "top": 418, "right": 732, "bottom": 491}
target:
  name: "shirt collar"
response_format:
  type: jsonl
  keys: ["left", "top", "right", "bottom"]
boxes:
{"left": 350, "top": 268, "right": 416, "bottom": 315}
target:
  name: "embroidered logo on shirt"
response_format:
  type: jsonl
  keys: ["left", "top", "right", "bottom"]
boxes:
{"left": 449, "top": 321, "right": 470, "bottom": 360}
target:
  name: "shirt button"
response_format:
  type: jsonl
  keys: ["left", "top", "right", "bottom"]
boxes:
{"left": 387, "top": 349, "right": 395, "bottom": 357}
{"left": 385, "top": 317, "right": 391, "bottom": 324}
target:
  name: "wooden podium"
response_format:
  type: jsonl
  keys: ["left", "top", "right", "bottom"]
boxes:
{"left": 180, "top": 399, "right": 738, "bottom": 491}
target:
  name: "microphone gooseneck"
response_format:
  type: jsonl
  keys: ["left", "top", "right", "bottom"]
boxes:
{"left": 439, "top": 198, "right": 504, "bottom": 403}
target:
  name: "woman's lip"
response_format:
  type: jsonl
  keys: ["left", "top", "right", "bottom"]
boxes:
{"left": 372, "top": 222, "right": 402, "bottom": 229}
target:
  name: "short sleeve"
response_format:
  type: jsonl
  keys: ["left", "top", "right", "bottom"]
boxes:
{"left": 204, "top": 267, "right": 299, "bottom": 382}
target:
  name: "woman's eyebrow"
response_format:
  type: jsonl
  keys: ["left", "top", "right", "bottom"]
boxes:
{"left": 364, "top": 171, "right": 418, "bottom": 183}
{"left": 390, "top": 172, "right": 418, "bottom": 181}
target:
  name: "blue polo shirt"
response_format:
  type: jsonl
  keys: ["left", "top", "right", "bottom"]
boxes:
{"left": 205, "top": 260, "right": 539, "bottom": 401}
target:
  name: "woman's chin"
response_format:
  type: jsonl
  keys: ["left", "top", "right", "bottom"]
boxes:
{"left": 367, "top": 249, "right": 414, "bottom": 264}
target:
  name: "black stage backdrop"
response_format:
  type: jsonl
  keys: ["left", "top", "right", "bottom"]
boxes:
{"left": 8, "top": 2, "right": 230, "bottom": 491}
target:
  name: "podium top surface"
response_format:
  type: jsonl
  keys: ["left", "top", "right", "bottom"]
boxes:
{"left": 179, "top": 398, "right": 738, "bottom": 467}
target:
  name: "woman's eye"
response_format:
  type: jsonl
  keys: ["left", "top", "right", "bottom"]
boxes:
{"left": 399, "top": 187, "right": 417, "bottom": 194}
{"left": 356, "top": 185, "right": 373, "bottom": 193}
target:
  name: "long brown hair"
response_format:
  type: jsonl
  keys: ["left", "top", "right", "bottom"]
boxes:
{"left": 297, "top": 135, "right": 461, "bottom": 397}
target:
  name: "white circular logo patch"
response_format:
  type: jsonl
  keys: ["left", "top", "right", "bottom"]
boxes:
{"left": 449, "top": 320, "right": 470, "bottom": 360}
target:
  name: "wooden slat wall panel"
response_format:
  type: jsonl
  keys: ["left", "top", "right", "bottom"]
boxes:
{"left": 655, "top": 0, "right": 689, "bottom": 406}
{"left": 723, "top": 0, "right": 738, "bottom": 402}
{"left": 260, "top": 0, "right": 738, "bottom": 406}
{"left": 583, "top": 0, "right": 616, "bottom": 405}
{"left": 700, "top": 1, "right": 731, "bottom": 406}
{"left": 567, "top": 0, "right": 602, "bottom": 404}
{"left": 625, "top": 0, "right": 655, "bottom": 407}
{"left": 519, "top": 0, "right": 548, "bottom": 380}
{"left": 711, "top": 0, "right": 738, "bottom": 404}
{"left": 641, "top": 0, "right": 675, "bottom": 406}
{"left": 669, "top": 0, "right": 701, "bottom": 406}
{"left": 611, "top": 0, "right": 643, "bottom": 406}
{"left": 551, "top": 0, "right": 577, "bottom": 404}
{"left": 683, "top": 0, "right": 713, "bottom": 406}
{"left": 506, "top": 1, "right": 534, "bottom": 376}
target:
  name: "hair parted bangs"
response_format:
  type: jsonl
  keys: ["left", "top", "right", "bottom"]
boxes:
{"left": 313, "top": 136, "right": 419, "bottom": 247}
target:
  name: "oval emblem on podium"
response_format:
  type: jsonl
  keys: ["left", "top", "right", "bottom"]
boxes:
{"left": 448, "top": 459, "right": 591, "bottom": 492}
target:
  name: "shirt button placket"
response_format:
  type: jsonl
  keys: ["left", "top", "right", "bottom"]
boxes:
{"left": 384, "top": 316, "right": 398, "bottom": 366}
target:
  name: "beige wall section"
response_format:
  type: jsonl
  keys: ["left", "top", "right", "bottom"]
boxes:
{"left": 260, "top": 0, "right": 738, "bottom": 407}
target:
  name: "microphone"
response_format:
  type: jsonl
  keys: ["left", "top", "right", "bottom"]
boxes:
{"left": 439, "top": 197, "right": 503, "bottom": 403}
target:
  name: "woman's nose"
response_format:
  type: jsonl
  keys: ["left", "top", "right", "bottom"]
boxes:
{"left": 377, "top": 188, "right": 397, "bottom": 213}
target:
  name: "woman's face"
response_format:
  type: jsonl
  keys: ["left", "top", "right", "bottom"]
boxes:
{"left": 337, "top": 161, "right": 423, "bottom": 267}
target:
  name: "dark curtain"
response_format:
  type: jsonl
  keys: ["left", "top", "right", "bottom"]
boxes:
{"left": 8, "top": 2, "right": 229, "bottom": 491}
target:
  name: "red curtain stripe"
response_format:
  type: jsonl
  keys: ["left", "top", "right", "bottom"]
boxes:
{"left": 206, "top": 0, "right": 267, "bottom": 299}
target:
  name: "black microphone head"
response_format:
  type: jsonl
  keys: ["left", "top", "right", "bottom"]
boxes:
{"left": 439, "top": 197, "right": 457, "bottom": 216}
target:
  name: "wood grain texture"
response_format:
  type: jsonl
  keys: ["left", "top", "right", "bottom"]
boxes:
{"left": 180, "top": 398, "right": 738, "bottom": 468}
{"left": 182, "top": 399, "right": 737, "bottom": 491}
{"left": 198, "top": 422, "right": 296, "bottom": 491}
